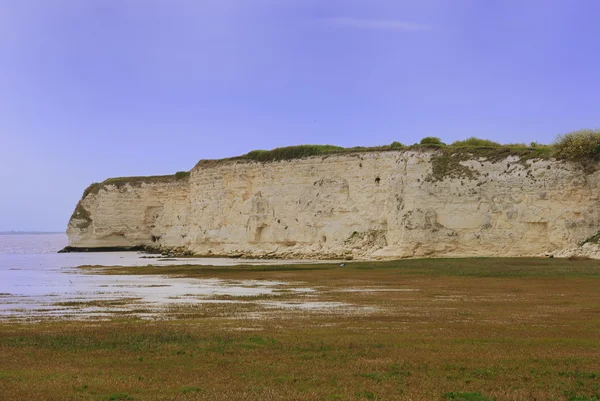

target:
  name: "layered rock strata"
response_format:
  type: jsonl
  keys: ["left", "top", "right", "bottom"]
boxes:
{"left": 65, "top": 150, "right": 600, "bottom": 259}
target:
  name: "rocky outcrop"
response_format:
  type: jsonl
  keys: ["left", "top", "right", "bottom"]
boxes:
{"left": 551, "top": 243, "right": 600, "bottom": 259}
{"left": 67, "top": 176, "right": 190, "bottom": 250}
{"left": 65, "top": 149, "right": 600, "bottom": 259}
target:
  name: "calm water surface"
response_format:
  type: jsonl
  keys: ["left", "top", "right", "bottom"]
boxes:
{"left": 0, "top": 234, "right": 323, "bottom": 320}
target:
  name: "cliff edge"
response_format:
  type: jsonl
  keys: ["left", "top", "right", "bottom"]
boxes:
{"left": 64, "top": 147, "right": 600, "bottom": 259}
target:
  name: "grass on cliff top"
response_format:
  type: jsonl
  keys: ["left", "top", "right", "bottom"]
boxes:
{"left": 195, "top": 142, "right": 406, "bottom": 167}
{"left": 79, "top": 130, "right": 600, "bottom": 200}
{"left": 82, "top": 171, "right": 190, "bottom": 198}
{"left": 2, "top": 257, "right": 600, "bottom": 401}
{"left": 79, "top": 143, "right": 549, "bottom": 199}
{"left": 194, "top": 141, "right": 553, "bottom": 168}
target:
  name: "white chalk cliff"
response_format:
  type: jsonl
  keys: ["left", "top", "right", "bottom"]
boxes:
{"left": 66, "top": 149, "right": 600, "bottom": 259}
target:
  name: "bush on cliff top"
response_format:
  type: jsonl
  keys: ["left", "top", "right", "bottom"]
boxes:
{"left": 451, "top": 137, "right": 501, "bottom": 147}
{"left": 552, "top": 129, "right": 600, "bottom": 162}
{"left": 419, "top": 137, "right": 444, "bottom": 146}
{"left": 232, "top": 142, "right": 407, "bottom": 163}
{"left": 240, "top": 145, "right": 345, "bottom": 162}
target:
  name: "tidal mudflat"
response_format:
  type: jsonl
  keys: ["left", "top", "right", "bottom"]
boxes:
{"left": 1, "top": 257, "right": 600, "bottom": 400}
{"left": 0, "top": 235, "right": 337, "bottom": 320}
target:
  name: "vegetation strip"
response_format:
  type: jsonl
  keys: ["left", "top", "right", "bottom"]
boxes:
{"left": 77, "top": 130, "right": 600, "bottom": 200}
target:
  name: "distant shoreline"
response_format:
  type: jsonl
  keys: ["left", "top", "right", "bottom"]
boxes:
{"left": 0, "top": 231, "right": 64, "bottom": 235}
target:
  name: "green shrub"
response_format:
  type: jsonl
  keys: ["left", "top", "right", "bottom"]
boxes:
{"left": 451, "top": 137, "right": 501, "bottom": 147}
{"left": 553, "top": 129, "right": 600, "bottom": 161}
{"left": 390, "top": 141, "right": 403, "bottom": 149}
{"left": 420, "top": 137, "right": 444, "bottom": 145}
{"left": 239, "top": 145, "right": 345, "bottom": 162}
{"left": 174, "top": 171, "right": 190, "bottom": 179}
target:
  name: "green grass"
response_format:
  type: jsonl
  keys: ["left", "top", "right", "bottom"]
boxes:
{"left": 81, "top": 172, "right": 190, "bottom": 198}
{"left": 195, "top": 143, "right": 408, "bottom": 167}
{"left": 239, "top": 145, "right": 347, "bottom": 162}
{"left": 2, "top": 258, "right": 600, "bottom": 400}
{"left": 82, "top": 257, "right": 600, "bottom": 279}
{"left": 450, "top": 137, "right": 501, "bottom": 147}
{"left": 420, "top": 136, "right": 444, "bottom": 145}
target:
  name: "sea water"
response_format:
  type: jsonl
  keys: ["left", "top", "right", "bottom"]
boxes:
{"left": 0, "top": 233, "right": 322, "bottom": 320}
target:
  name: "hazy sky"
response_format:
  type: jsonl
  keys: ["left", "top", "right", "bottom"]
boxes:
{"left": 1, "top": 0, "right": 599, "bottom": 231}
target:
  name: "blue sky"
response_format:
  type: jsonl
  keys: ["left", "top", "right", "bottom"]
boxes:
{"left": 1, "top": 0, "right": 599, "bottom": 231}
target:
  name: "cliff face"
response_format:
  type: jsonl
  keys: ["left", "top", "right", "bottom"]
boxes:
{"left": 66, "top": 150, "right": 600, "bottom": 258}
{"left": 68, "top": 178, "right": 190, "bottom": 249}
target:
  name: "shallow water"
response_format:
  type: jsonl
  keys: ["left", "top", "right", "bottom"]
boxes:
{"left": 0, "top": 234, "right": 338, "bottom": 320}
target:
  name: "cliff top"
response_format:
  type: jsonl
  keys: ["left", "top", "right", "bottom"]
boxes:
{"left": 80, "top": 144, "right": 549, "bottom": 199}
{"left": 194, "top": 142, "right": 552, "bottom": 168}
{"left": 79, "top": 129, "right": 600, "bottom": 200}
{"left": 81, "top": 172, "right": 190, "bottom": 198}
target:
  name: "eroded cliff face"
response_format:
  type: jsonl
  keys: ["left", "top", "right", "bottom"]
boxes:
{"left": 68, "top": 178, "right": 190, "bottom": 249}
{"left": 66, "top": 150, "right": 600, "bottom": 258}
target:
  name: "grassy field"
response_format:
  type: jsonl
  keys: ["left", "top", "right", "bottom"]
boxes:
{"left": 1, "top": 258, "right": 600, "bottom": 400}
